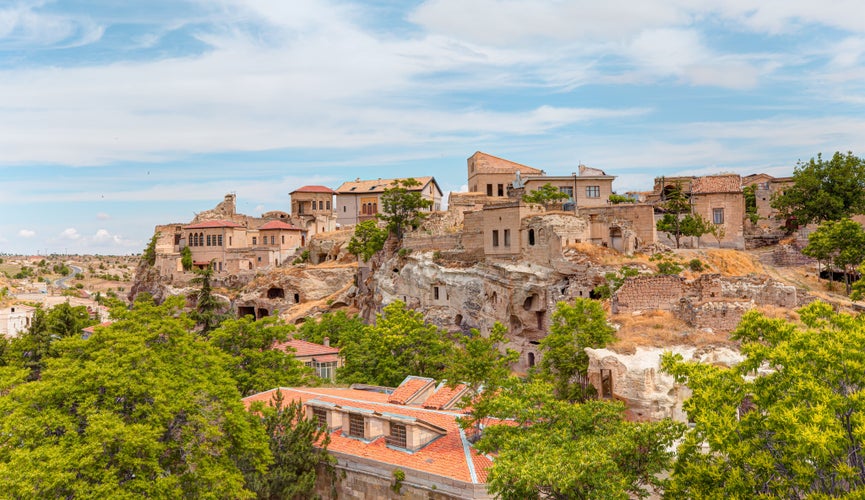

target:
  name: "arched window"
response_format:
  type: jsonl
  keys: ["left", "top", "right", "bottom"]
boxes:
{"left": 361, "top": 204, "right": 367, "bottom": 215}
{"left": 373, "top": 202, "right": 377, "bottom": 214}
{"left": 528, "top": 352, "right": 535, "bottom": 367}
{"left": 199, "top": 233, "right": 204, "bottom": 247}
{"left": 189, "top": 233, "right": 194, "bottom": 246}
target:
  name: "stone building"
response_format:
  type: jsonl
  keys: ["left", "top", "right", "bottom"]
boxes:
{"left": 519, "top": 164, "right": 617, "bottom": 209}
{"left": 466, "top": 151, "right": 543, "bottom": 197}
{"left": 335, "top": 177, "right": 443, "bottom": 227}
{"left": 742, "top": 173, "right": 793, "bottom": 230}
{"left": 0, "top": 305, "right": 35, "bottom": 337}
{"left": 289, "top": 185, "right": 338, "bottom": 236}
{"left": 244, "top": 377, "right": 491, "bottom": 499}
{"left": 274, "top": 338, "right": 342, "bottom": 381}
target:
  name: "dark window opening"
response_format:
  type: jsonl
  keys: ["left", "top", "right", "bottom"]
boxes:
{"left": 492, "top": 230, "right": 499, "bottom": 247}
{"left": 386, "top": 423, "right": 407, "bottom": 448}
{"left": 528, "top": 352, "right": 535, "bottom": 367}
{"left": 267, "top": 287, "right": 285, "bottom": 299}
{"left": 528, "top": 229, "right": 535, "bottom": 246}
{"left": 600, "top": 369, "right": 613, "bottom": 399}
{"left": 293, "top": 293, "right": 300, "bottom": 303}
{"left": 454, "top": 314, "right": 463, "bottom": 326}
{"left": 503, "top": 229, "right": 511, "bottom": 247}
{"left": 313, "top": 407, "right": 328, "bottom": 428}
{"left": 433, "top": 286, "right": 440, "bottom": 300}
{"left": 523, "top": 295, "right": 536, "bottom": 311}
{"left": 536, "top": 310, "right": 544, "bottom": 330}
{"left": 486, "top": 184, "right": 493, "bottom": 196}
{"left": 238, "top": 306, "right": 255, "bottom": 319}
{"left": 497, "top": 184, "right": 504, "bottom": 196}
{"left": 257, "top": 308, "right": 269, "bottom": 319}
{"left": 349, "top": 414, "right": 364, "bottom": 438}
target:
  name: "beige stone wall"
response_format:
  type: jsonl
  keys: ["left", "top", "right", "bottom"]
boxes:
{"left": 613, "top": 275, "right": 685, "bottom": 313}
{"left": 291, "top": 191, "right": 334, "bottom": 217}
{"left": 578, "top": 205, "right": 656, "bottom": 249}
{"left": 523, "top": 178, "right": 614, "bottom": 208}
{"left": 692, "top": 192, "right": 745, "bottom": 248}
{"left": 481, "top": 203, "right": 542, "bottom": 258}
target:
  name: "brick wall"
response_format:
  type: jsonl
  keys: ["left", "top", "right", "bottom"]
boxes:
{"left": 612, "top": 275, "right": 685, "bottom": 313}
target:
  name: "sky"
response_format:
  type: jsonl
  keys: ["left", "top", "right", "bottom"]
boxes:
{"left": 1, "top": 0, "right": 864, "bottom": 255}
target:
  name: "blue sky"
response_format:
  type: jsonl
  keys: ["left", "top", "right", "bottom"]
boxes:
{"left": 1, "top": 0, "right": 864, "bottom": 255}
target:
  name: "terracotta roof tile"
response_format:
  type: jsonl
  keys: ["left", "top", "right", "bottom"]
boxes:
{"left": 335, "top": 176, "right": 436, "bottom": 194}
{"left": 183, "top": 220, "right": 242, "bottom": 229}
{"left": 275, "top": 339, "right": 340, "bottom": 357}
{"left": 290, "top": 185, "right": 336, "bottom": 194}
{"left": 691, "top": 174, "right": 742, "bottom": 193}
{"left": 422, "top": 382, "right": 469, "bottom": 410}
{"left": 258, "top": 220, "right": 303, "bottom": 231}
{"left": 388, "top": 376, "right": 435, "bottom": 405}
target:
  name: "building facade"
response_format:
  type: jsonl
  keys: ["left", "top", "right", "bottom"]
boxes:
{"left": 335, "top": 177, "right": 442, "bottom": 227}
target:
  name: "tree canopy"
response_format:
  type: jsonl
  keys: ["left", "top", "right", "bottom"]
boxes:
{"left": 771, "top": 151, "right": 865, "bottom": 226}
{"left": 802, "top": 218, "right": 865, "bottom": 294}
{"left": 523, "top": 183, "right": 570, "bottom": 207}
{"left": 378, "top": 178, "right": 433, "bottom": 239}
{"left": 347, "top": 219, "right": 388, "bottom": 262}
{"left": 295, "top": 310, "right": 365, "bottom": 347}
{"left": 655, "top": 182, "right": 711, "bottom": 248}
{"left": 662, "top": 301, "right": 865, "bottom": 498}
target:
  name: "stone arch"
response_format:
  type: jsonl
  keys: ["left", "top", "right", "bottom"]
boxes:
{"left": 267, "top": 287, "right": 285, "bottom": 299}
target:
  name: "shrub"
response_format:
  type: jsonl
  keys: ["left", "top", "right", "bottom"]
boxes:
{"left": 688, "top": 259, "right": 704, "bottom": 272}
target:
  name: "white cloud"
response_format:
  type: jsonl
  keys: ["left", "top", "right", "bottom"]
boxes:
{"left": 96, "top": 212, "right": 110, "bottom": 220}
{"left": 91, "top": 228, "right": 136, "bottom": 247}
{"left": 0, "top": 2, "right": 104, "bottom": 49}
{"left": 18, "top": 228, "right": 35, "bottom": 238}
{"left": 59, "top": 227, "right": 80, "bottom": 240}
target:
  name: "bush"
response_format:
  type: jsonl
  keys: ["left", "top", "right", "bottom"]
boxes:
{"left": 688, "top": 259, "right": 704, "bottom": 272}
{"left": 657, "top": 261, "right": 683, "bottom": 275}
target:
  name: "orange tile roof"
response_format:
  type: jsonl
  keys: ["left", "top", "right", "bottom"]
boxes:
{"left": 470, "top": 151, "right": 543, "bottom": 175}
{"left": 691, "top": 174, "right": 742, "bottom": 193}
{"left": 258, "top": 220, "right": 303, "bottom": 231}
{"left": 183, "top": 219, "right": 242, "bottom": 229}
{"left": 290, "top": 185, "right": 336, "bottom": 194}
{"left": 243, "top": 386, "right": 491, "bottom": 485}
{"left": 275, "top": 339, "right": 340, "bottom": 357}
{"left": 387, "top": 376, "right": 435, "bottom": 405}
{"left": 335, "top": 176, "right": 436, "bottom": 194}
{"left": 423, "top": 382, "right": 469, "bottom": 410}
{"left": 82, "top": 321, "right": 113, "bottom": 334}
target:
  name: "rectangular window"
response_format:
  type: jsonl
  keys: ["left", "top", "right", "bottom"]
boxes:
{"left": 316, "top": 361, "right": 335, "bottom": 380}
{"left": 281, "top": 235, "right": 285, "bottom": 244}
{"left": 504, "top": 229, "right": 511, "bottom": 247}
{"left": 206, "top": 235, "right": 211, "bottom": 246}
{"left": 217, "top": 235, "right": 223, "bottom": 246}
{"left": 492, "top": 230, "right": 499, "bottom": 247}
{"left": 586, "top": 186, "right": 600, "bottom": 198}
{"left": 327, "top": 201, "right": 331, "bottom": 210}
{"left": 559, "top": 186, "right": 574, "bottom": 200}
{"left": 600, "top": 369, "right": 613, "bottom": 399}
{"left": 497, "top": 184, "right": 504, "bottom": 196}
{"left": 271, "top": 235, "right": 275, "bottom": 245}
{"left": 229, "top": 236, "right": 232, "bottom": 246}
{"left": 313, "top": 407, "right": 328, "bottom": 428}
{"left": 713, "top": 208, "right": 725, "bottom": 225}
{"left": 486, "top": 184, "right": 493, "bottom": 196}
{"left": 434, "top": 286, "right": 440, "bottom": 300}
{"left": 349, "top": 414, "right": 364, "bottom": 438}
{"left": 386, "top": 423, "right": 407, "bottom": 448}
{"left": 252, "top": 237, "right": 257, "bottom": 245}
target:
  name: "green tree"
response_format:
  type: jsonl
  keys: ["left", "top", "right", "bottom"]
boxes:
{"left": 141, "top": 232, "right": 159, "bottom": 266}
{"left": 347, "top": 220, "right": 388, "bottom": 262}
{"left": 245, "top": 389, "right": 333, "bottom": 500}
{"left": 523, "top": 183, "right": 570, "bottom": 208}
{"left": 209, "top": 316, "right": 316, "bottom": 396}
{"left": 593, "top": 265, "right": 640, "bottom": 299}
{"left": 295, "top": 310, "right": 365, "bottom": 346}
{"left": 337, "top": 301, "right": 452, "bottom": 387}
{"left": 662, "top": 301, "right": 865, "bottom": 498}
{"left": 742, "top": 185, "right": 759, "bottom": 224}
{"left": 772, "top": 151, "right": 865, "bottom": 226}
{"left": 181, "top": 245, "right": 193, "bottom": 271}
{"left": 474, "top": 378, "right": 684, "bottom": 500}
{"left": 655, "top": 182, "right": 694, "bottom": 248}
{"left": 609, "top": 193, "right": 636, "bottom": 205}
{"left": 190, "top": 266, "right": 229, "bottom": 335}
{"left": 0, "top": 295, "right": 270, "bottom": 498}
{"left": 378, "top": 178, "right": 433, "bottom": 239}
{"left": 539, "top": 298, "right": 616, "bottom": 402}
{"left": 802, "top": 218, "right": 865, "bottom": 294}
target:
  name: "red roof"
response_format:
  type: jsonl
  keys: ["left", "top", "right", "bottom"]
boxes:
{"left": 259, "top": 220, "right": 303, "bottom": 231}
{"left": 82, "top": 321, "right": 113, "bottom": 334}
{"left": 291, "top": 185, "right": 336, "bottom": 194}
{"left": 275, "top": 338, "right": 340, "bottom": 357}
{"left": 183, "top": 220, "right": 242, "bottom": 229}
{"left": 388, "top": 376, "right": 435, "bottom": 405}
{"left": 423, "top": 382, "right": 469, "bottom": 410}
{"left": 243, "top": 385, "right": 492, "bottom": 485}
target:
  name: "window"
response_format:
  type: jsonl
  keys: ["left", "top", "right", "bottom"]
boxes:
{"left": 528, "top": 352, "right": 535, "bottom": 367}
{"left": 281, "top": 235, "right": 285, "bottom": 244}
{"left": 504, "top": 229, "right": 511, "bottom": 247}
{"left": 313, "top": 407, "right": 328, "bottom": 428}
{"left": 600, "top": 369, "right": 613, "bottom": 399}
{"left": 559, "top": 186, "right": 574, "bottom": 200}
{"left": 586, "top": 186, "right": 600, "bottom": 198}
{"left": 434, "top": 286, "right": 440, "bottom": 300}
{"left": 271, "top": 235, "right": 275, "bottom": 245}
{"left": 387, "top": 423, "right": 407, "bottom": 448}
{"left": 492, "top": 230, "right": 499, "bottom": 247}
{"left": 528, "top": 229, "right": 535, "bottom": 246}
{"left": 229, "top": 236, "right": 232, "bottom": 246}
{"left": 343, "top": 206, "right": 346, "bottom": 212}
{"left": 497, "top": 184, "right": 504, "bottom": 196}
{"left": 189, "top": 233, "right": 194, "bottom": 246}
{"left": 349, "top": 414, "right": 365, "bottom": 438}
{"left": 252, "top": 237, "right": 257, "bottom": 245}
{"left": 206, "top": 235, "right": 211, "bottom": 246}
{"left": 326, "top": 201, "right": 331, "bottom": 210}
{"left": 217, "top": 235, "right": 223, "bottom": 246}
{"left": 713, "top": 208, "right": 725, "bottom": 225}
{"left": 319, "top": 201, "right": 324, "bottom": 210}
{"left": 486, "top": 184, "right": 493, "bottom": 196}
{"left": 315, "top": 361, "right": 336, "bottom": 380}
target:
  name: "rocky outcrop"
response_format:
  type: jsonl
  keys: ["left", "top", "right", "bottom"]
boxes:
{"left": 586, "top": 345, "right": 744, "bottom": 421}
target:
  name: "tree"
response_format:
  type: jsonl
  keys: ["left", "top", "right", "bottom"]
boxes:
{"left": 0, "top": 296, "right": 270, "bottom": 498}
{"left": 609, "top": 193, "right": 636, "bottom": 205}
{"left": 337, "top": 301, "right": 453, "bottom": 387}
{"left": 209, "top": 316, "right": 316, "bottom": 396}
{"left": 742, "top": 185, "right": 759, "bottom": 225}
{"left": 190, "top": 266, "right": 229, "bottom": 335}
{"left": 709, "top": 220, "right": 727, "bottom": 247}
{"left": 181, "top": 246, "right": 193, "bottom": 271}
{"left": 473, "top": 378, "right": 684, "bottom": 500}
{"left": 656, "top": 181, "right": 711, "bottom": 248}
{"left": 295, "top": 310, "right": 365, "bottom": 346}
{"left": 523, "top": 183, "right": 570, "bottom": 208}
{"left": 245, "top": 390, "right": 333, "bottom": 500}
{"left": 141, "top": 232, "right": 159, "bottom": 266}
{"left": 539, "top": 298, "right": 616, "bottom": 402}
{"left": 378, "top": 178, "right": 433, "bottom": 239}
{"left": 772, "top": 151, "right": 865, "bottom": 226}
{"left": 593, "top": 265, "right": 640, "bottom": 299}
{"left": 802, "top": 218, "right": 865, "bottom": 294}
{"left": 347, "top": 220, "right": 387, "bottom": 262}
{"left": 662, "top": 301, "right": 865, "bottom": 498}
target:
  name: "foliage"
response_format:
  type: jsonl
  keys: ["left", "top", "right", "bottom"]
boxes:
{"left": 539, "top": 299, "right": 615, "bottom": 402}
{"left": 655, "top": 182, "right": 712, "bottom": 248}
{"left": 378, "top": 178, "right": 433, "bottom": 239}
{"left": 709, "top": 221, "right": 726, "bottom": 246}
{"left": 771, "top": 151, "right": 865, "bottom": 226}
{"left": 742, "top": 185, "right": 759, "bottom": 224}
{"left": 295, "top": 310, "right": 365, "bottom": 347}
{"left": 687, "top": 258, "right": 704, "bottom": 272}
{"left": 190, "top": 266, "right": 229, "bottom": 335}
{"left": 608, "top": 193, "right": 636, "bottom": 204}
{"left": 662, "top": 301, "right": 865, "bottom": 498}
{"left": 209, "top": 316, "right": 316, "bottom": 396}
{"left": 523, "top": 183, "right": 570, "bottom": 207}
{"left": 347, "top": 220, "right": 388, "bottom": 262}
{"left": 391, "top": 468, "right": 406, "bottom": 494}
{"left": 181, "top": 246, "right": 193, "bottom": 271}
{"left": 142, "top": 232, "right": 159, "bottom": 266}
{"left": 337, "top": 301, "right": 453, "bottom": 387}
{"left": 593, "top": 265, "right": 640, "bottom": 299}
{"left": 803, "top": 218, "right": 865, "bottom": 294}
{"left": 474, "top": 379, "right": 685, "bottom": 500}
{"left": 650, "top": 253, "right": 683, "bottom": 276}
{"left": 0, "top": 296, "right": 270, "bottom": 498}
{"left": 245, "top": 389, "right": 333, "bottom": 500}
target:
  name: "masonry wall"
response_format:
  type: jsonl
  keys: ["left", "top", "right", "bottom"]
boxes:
{"left": 579, "top": 204, "right": 656, "bottom": 249}
{"left": 612, "top": 275, "right": 684, "bottom": 314}
{"left": 692, "top": 192, "right": 745, "bottom": 248}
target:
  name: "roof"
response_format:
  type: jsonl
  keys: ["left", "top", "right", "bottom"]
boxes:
{"left": 469, "top": 151, "right": 543, "bottom": 175}
{"left": 423, "top": 382, "right": 469, "bottom": 410}
{"left": 691, "top": 174, "right": 742, "bottom": 194}
{"left": 290, "top": 185, "right": 337, "bottom": 194}
{"left": 275, "top": 338, "right": 340, "bottom": 357}
{"left": 388, "top": 375, "right": 436, "bottom": 405}
{"left": 335, "top": 176, "right": 437, "bottom": 195}
{"left": 81, "top": 321, "right": 113, "bottom": 334}
{"left": 183, "top": 220, "right": 242, "bottom": 229}
{"left": 258, "top": 220, "right": 303, "bottom": 231}
{"left": 243, "top": 384, "right": 492, "bottom": 485}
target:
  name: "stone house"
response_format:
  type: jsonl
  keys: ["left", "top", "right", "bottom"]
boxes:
{"left": 335, "top": 177, "right": 443, "bottom": 227}
{"left": 243, "top": 377, "right": 490, "bottom": 499}
{"left": 0, "top": 305, "right": 35, "bottom": 337}
{"left": 289, "top": 185, "right": 338, "bottom": 236}
{"left": 742, "top": 173, "right": 793, "bottom": 230}
{"left": 467, "top": 151, "right": 543, "bottom": 197}
{"left": 275, "top": 338, "right": 342, "bottom": 381}
{"left": 519, "top": 164, "right": 617, "bottom": 209}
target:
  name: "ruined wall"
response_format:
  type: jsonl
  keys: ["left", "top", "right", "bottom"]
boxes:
{"left": 402, "top": 234, "right": 462, "bottom": 252}
{"left": 578, "top": 204, "right": 656, "bottom": 249}
{"left": 612, "top": 275, "right": 684, "bottom": 314}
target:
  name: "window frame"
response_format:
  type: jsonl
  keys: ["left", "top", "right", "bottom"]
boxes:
{"left": 586, "top": 185, "right": 600, "bottom": 198}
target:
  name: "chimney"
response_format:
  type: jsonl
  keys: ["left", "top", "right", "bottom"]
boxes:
{"left": 323, "top": 336, "right": 330, "bottom": 347}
